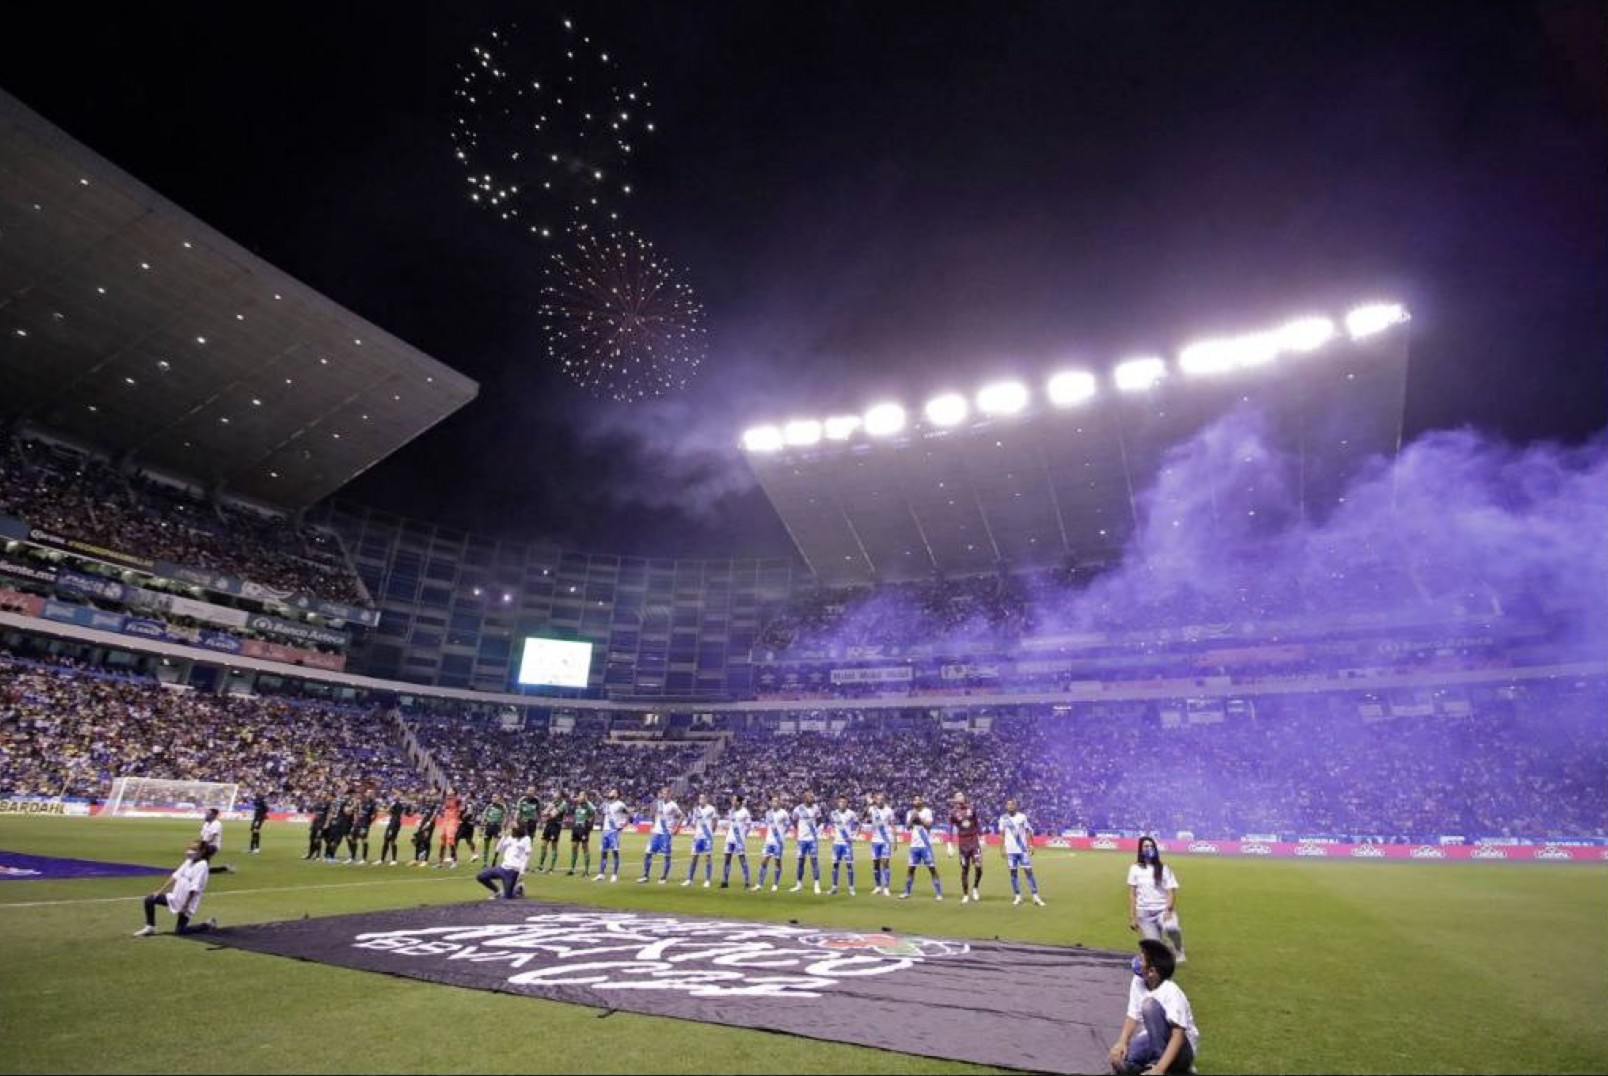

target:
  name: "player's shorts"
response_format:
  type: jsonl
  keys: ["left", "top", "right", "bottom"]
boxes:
{"left": 570, "top": 827, "right": 591, "bottom": 843}
{"left": 908, "top": 846, "right": 935, "bottom": 868}
{"left": 870, "top": 841, "right": 890, "bottom": 860}
{"left": 763, "top": 839, "right": 784, "bottom": 859}
{"left": 484, "top": 824, "right": 502, "bottom": 840}
{"left": 692, "top": 837, "right": 713, "bottom": 856}
{"left": 438, "top": 822, "right": 459, "bottom": 844}
{"left": 542, "top": 822, "right": 564, "bottom": 842}
{"left": 724, "top": 840, "right": 746, "bottom": 856}
{"left": 832, "top": 843, "right": 854, "bottom": 862}
{"left": 648, "top": 832, "right": 673, "bottom": 856}
{"left": 601, "top": 830, "right": 621, "bottom": 853}
{"left": 959, "top": 844, "right": 983, "bottom": 867}
{"left": 796, "top": 839, "right": 818, "bottom": 858}
{"left": 1006, "top": 851, "right": 1034, "bottom": 869}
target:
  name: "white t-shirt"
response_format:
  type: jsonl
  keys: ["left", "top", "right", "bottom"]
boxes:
{"left": 793, "top": 803, "right": 821, "bottom": 842}
{"left": 498, "top": 834, "right": 533, "bottom": 873}
{"left": 999, "top": 812, "right": 1033, "bottom": 855}
{"left": 1128, "top": 862, "right": 1180, "bottom": 912}
{"left": 200, "top": 819, "right": 222, "bottom": 851}
{"left": 1126, "top": 977, "right": 1200, "bottom": 1052}
{"left": 725, "top": 807, "right": 752, "bottom": 849}
{"left": 692, "top": 804, "right": 718, "bottom": 843}
{"left": 165, "top": 858, "right": 210, "bottom": 915}
{"left": 870, "top": 806, "right": 896, "bottom": 845}
{"left": 907, "top": 810, "right": 932, "bottom": 851}
{"left": 652, "top": 800, "right": 682, "bottom": 836}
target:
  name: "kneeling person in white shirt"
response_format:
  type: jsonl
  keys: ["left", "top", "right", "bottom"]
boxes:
{"left": 135, "top": 843, "right": 216, "bottom": 936}
{"left": 1109, "top": 940, "right": 1199, "bottom": 1075}
{"left": 478, "top": 822, "right": 533, "bottom": 899}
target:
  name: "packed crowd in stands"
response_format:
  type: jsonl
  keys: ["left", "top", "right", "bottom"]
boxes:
{"left": 0, "top": 657, "right": 427, "bottom": 805}
{"left": 412, "top": 717, "right": 703, "bottom": 811}
{"left": 1, "top": 639, "right": 1601, "bottom": 841}
{"left": 685, "top": 681, "right": 1606, "bottom": 841}
{"left": 0, "top": 435, "right": 366, "bottom": 606}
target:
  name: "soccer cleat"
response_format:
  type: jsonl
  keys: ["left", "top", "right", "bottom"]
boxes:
{"left": 1033, "top": 896, "right": 1046, "bottom": 907}
{"left": 789, "top": 884, "right": 803, "bottom": 893}
{"left": 702, "top": 880, "right": 711, "bottom": 888}
{"left": 592, "top": 874, "right": 606, "bottom": 882}
{"left": 609, "top": 875, "right": 618, "bottom": 883}
{"left": 636, "top": 877, "right": 650, "bottom": 884}
{"left": 898, "top": 893, "right": 910, "bottom": 900}
{"left": 960, "top": 893, "right": 970, "bottom": 904}
{"left": 748, "top": 885, "right": 761, "bottom": 892}
{"left": 935, "top": 894, "right": 943, "bottom": 902}
{"left": 828, "top": 887, "right": 838, "bottom": 896}
{"left": 657, "top": 879, "right": 668, "bottom": 885}
{"left": 770, "top": 884, "right": 779, "bottom": 892}
{"left": 849, "top": 888, "right": 856, "bottom": 897}
{"left": 813, "top": 882, "right": 821, "bottom": 895}
{"left": 1175, "top": 951, "right": 1186, "bottom": 964}
{"left": 720, "top": 882, "right": 729, "bottom": 889}
{"left": 1013, "top": 894, "right": 1023, "bottom": 906}
{"left": 133, "top": 926, "right": 156, "bottom": 937}
{"left": 971, "top": 889, "right": 981, "bottom": 902}
{"left": 486, "top": 893, "right": 500, "bottom": 901}
{"left": 680, "top": 879, "right": 693, "bottom": 887}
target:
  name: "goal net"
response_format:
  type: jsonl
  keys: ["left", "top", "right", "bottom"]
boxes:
{"left": 103, "top": 778, "right": 239, "bottom": 820}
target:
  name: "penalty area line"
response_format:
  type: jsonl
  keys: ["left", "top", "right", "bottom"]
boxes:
{"left": 0, "top": 874, "right": 465, "bottom": 909}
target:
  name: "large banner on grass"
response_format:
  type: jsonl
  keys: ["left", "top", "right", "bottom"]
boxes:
{"left": 197, "top": 902, "right": 1132, "bottom": 1075}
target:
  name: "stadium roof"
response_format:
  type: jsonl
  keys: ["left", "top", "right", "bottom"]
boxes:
{"left": 746, "top": 330, "right": 1408, "bottom": 586}
{"left": 0, "top": 88, "right": 478, "bottom": 510}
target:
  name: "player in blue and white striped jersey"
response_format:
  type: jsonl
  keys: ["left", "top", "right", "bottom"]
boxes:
{"left": 681, "top": 794, "right": 719, "bottom": 888}
{"left": 900, "top": 796, "right": 944, "bottom": 901}
{"left": 592, "top": 788, "right": 630, "bottom": 883}
{"left": 790, "top": 791, "right": 823, "bottom": 894}
{"left": 828, "top": 796, "right": 859, "bottom": 896}
{"left": 999, "top": 797, "right": 1046, "bottom": 906}
{"left": 753, "top": 795, "right": 790, "bottom": 892}
{"left": 868, "top": 793, "right": 898, "bottom": 895}
{"left": 636, "top": 787, "right": 682, "bottom": 885}
{"left": 720, "top": 794, "right": 753, "bottom": 889}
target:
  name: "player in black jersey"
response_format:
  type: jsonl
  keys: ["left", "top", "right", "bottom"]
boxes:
{"left": 350, "top": 792, "right": 378, "bottom": 863}
{"left": 324, "top": 795, "right": 354, "bottom": 862}
{"left": 248, "top": 793, "right": 269, "bottom": 855}
{"left": 305, "top": 796, "right": 330, "bottom": 860}
{"left": 378, "top": 795, "right": 406, "bottom": 865}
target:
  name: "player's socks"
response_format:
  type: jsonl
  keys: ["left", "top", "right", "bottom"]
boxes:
{"left": 660, "top": 857, "right": 673, "bottom": 882}
{"left": 1027, "top": 872, "right": 1040, "bottom": 896}
{"left": 1009, "top": 869, "right": 1021, "bottom": 896}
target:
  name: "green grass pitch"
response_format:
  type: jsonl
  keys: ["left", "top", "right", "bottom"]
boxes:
{"left": 0, "top": 816, "right": 1604, "bottom": 1074}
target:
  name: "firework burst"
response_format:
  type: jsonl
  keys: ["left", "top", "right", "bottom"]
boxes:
{"left": 539, "top": 229, "right": 706, "bottom": 402}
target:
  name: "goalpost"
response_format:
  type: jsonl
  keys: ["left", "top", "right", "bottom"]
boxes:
{"left": 103, "top": 778, "right": 239, "bottom": 820}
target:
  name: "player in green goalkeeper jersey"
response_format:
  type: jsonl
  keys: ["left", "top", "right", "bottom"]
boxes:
{"left": 479, "top": 798, "right": 507, "bottom": 866}
{"left": 567, "top": 791, "right": 597, "bottom": 876}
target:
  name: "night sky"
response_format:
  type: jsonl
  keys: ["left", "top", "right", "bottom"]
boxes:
{"left": 2, "top": 1, "right": 1603, "bottom": 557}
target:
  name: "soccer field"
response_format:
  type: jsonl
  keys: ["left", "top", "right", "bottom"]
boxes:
{"left": 0, "top": 817, "right": 1604, "bottom": 1075}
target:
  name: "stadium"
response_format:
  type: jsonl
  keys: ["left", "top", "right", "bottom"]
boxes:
{"left": 2, "top": 6, "right": 1606, "bottom": 1076}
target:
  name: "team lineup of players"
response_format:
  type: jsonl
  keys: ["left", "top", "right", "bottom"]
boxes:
{"left": 298, "top": 786, "right": 1049, "bottom": 905}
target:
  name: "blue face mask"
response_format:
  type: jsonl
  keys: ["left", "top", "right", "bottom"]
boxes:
{"left": 1141, "top": 847, "right": 1156, "bottom": 861}
{"left": 1132, "top": 956, "right": 1146, "bottom": 978}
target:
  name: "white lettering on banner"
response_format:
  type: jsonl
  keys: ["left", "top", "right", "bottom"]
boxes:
{"left": 351, "top": 912, "right": 965, "bottom": 1000}
{"left": 828, "top": 666, "right": 913, "bottom": 685}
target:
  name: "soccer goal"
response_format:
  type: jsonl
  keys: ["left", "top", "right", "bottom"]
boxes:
{"left": 103, "top": 778, "right": 239, "bottom": 820}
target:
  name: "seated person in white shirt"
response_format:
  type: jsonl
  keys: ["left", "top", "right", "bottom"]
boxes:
{"left": 134, "top": 842, "right": 216, "bottom": 937}
{"left": 1108, "top": 940, "right": 1199, "bottom": 1075}
{"left": 477, "top": 821, "right": 532, "bottom": 900}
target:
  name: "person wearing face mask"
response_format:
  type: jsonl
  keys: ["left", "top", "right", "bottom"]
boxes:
{"left": 134, "top": 842, "right": 216, "bottom": 937}
{"left": 1127, "top": 836, "right": 1186, "bottom": 962}
{"left": 1107, "top": 940, "right": 1199, "bottom": 1074}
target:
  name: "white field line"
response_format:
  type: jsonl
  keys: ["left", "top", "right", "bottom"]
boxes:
{"left": 0, "top": 874, "right": 464, "bottom": 909}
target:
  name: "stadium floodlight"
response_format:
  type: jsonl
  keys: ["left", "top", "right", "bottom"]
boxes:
{"left": 1180, "top": 331, "right": 1282, "bottom": 377}
{"left": 783, "top": 419, "right": 822, "bottom": 447}
{"left": 1277, "top": 315, "right": 1336, "bottom": 353}
{"left": 823, "top": 414, "right": 862, "bottom": 440}
{"left": 742, "top": 425, "right": 784, "bottom": 453}
{"left": 1047, "top": 370, "right": 1098, "bottom": 406}
{"left": 1113, "top": 356, "right": 1167, "bottom": 392}
{"left": 863, "top": 402, "right": 906, "bottom": 437}
{"left": 924, "top": 393, "right": 969, "bottom": 428}
{"left": 976, "top": 381, "right": 1029, "bottom": 416}
{"left": 1345, "top": 302, "right": 1409, "bottom": 340}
